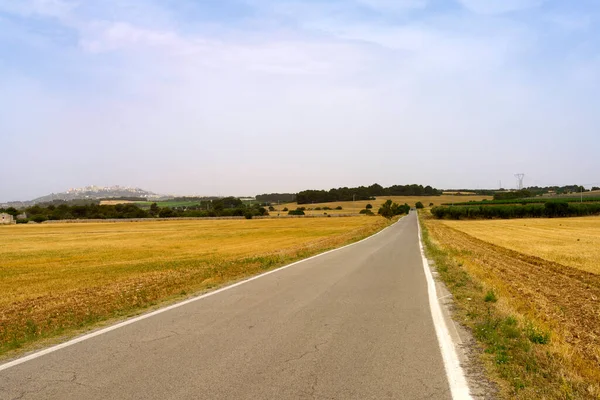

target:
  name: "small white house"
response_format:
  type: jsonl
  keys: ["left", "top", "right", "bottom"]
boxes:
{"left": 0, "top": 213, "right": 15, "bottom": 225}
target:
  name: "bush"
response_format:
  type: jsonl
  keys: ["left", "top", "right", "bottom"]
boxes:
{"left": 366, "top": 204, "right": 373, "bottom": 209}
{"left": 244, "top": 212, "right": 253, "bottom": 219}
{"left": 429, "top": 203, "right": 434, "bottom": 207}
{"left": 282, "top": 207, "right": 289, "bottom": 212}
{"left": 335, "top": 206, "right": 343, "bottom": 210}
{"left": 268, "top": 206, "right": 275, "bottom": 211}
{"left": 288, "top": 209, "right": 305, "bottom": 216}
{"left": 415, "top": 202, "right": 424, "bottom": 209}
{"left": 378, "top": 200, "right": 410, "bottom": 219}
{"left": 30, "top": 215, "right": 47, "bottom": 223}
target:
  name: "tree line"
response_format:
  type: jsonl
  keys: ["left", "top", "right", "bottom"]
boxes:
{"left": 446, "top": 197, "right": 600, "bottom": 206}
{"left": 0, "top": 201, "right": 270, "bottom": 223}
{"left": 255, "top": 193, "right": 297, "bottom": 203}
{"left": 296, "top": 184, "right": 441, "bottom": 204}
{"left": 431, "top": 202, "right": 600, "bottom": 220}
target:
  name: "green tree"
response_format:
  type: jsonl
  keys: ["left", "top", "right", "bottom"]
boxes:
{"left": 378, "top": 200, "right": 394, "bottom": 219}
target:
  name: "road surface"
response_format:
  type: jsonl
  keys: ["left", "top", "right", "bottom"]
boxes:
{"left": 0, "top": 213, "right": 453, "bottom": 399}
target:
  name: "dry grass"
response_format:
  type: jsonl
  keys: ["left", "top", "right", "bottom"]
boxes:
{"left": 423, "top": 214, "right": 600, "bottom": 398}
{"left": 442, "top": 217, "right": 600, "bottom": 275}
{"left": 0, "top": 217, "right": 392, "bottom": 357}
{"left": 99, "top": 200, "right": 135, "bottom": 205}
{"left": 276, "top": 194, "right": 492, "bottom": 215}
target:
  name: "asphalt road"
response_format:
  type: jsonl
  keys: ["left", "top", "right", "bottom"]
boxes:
{"left": 0, "top": 212, "right": 452, "bottom": 400}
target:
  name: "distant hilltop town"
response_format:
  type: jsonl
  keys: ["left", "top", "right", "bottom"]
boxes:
{"left": 64, "top": 185, "right": 155, "bottom": 196}
{"left": 1, "top": 185, "right": 164, "bottom": 208}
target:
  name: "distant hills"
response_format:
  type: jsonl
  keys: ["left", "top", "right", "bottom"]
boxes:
{"left": 1, "top": 186, "right": 164, "bottom": 208}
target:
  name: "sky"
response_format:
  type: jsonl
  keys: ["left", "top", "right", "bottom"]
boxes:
{"left": 1, "top": 0, "right": 599, "bottom": 201}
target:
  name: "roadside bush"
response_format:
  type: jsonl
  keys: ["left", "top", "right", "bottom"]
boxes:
{"left": 378, "top": 200, "right": 410, "bottom": 219}
{"left": 288, "top": 209, "right": 305, "bottom": 216}
{"left": 415, "top": 202, "right": 424, "bottom": 209}
{"left": 244, "top": 212, "right": 253, "bottom": 219}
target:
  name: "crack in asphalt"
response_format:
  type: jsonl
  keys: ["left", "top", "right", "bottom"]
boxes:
{"left": 283, "top": 340, "right": 329, "bottom": 365}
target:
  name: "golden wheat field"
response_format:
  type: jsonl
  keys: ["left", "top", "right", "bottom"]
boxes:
{"left": 0, "top": 217, "right": 391, "bottom": 355}
{"left": 276, "top": 194, "right": 492, "bottom": 215}
{"left": 441, "top": 216, "right": 600, "bottom": 275}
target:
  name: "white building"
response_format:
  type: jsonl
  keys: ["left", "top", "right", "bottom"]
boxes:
{"left": 0, "top": 213, "right": 15, "bottom": 225}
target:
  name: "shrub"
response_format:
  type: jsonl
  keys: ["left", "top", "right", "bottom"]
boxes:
{"left": 288, "top": 209, "right": 305, "bottom": 216}
{"left": 244, "top": 212, "right": 253, "bottom": 219}
{"left": 335, "top": 206, "right": 343, "bottom": 210}
{"left": 415, "top": 202, "right": 424, "bottom": 209}
{"left": 429, "top": 203, "right": 434, "bottom": 207}
{"left": 282, "top": 207, "right": 289, "bottom": 212}
{"left": 30, "top": 215, "right": 47, "bottom": 223}
{"left": 268, "top": 206, "right": 275, "bottom": 211}
{"left": 484, "top": 289, "right": 498, "bottom": 303}
{"left": 366, "top": 204, "right": 373, "bottom": 209}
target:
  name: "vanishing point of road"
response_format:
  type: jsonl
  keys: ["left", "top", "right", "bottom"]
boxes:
{"left": 0, "top": 212, "right": 460, "bottom": 399}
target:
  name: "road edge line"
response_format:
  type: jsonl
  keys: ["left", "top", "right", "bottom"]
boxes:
{"left": 0, "top": 216, "right": 404, "bottom": 372}
{"left": 416, "top": 214, "right": 473, "bottom": 400}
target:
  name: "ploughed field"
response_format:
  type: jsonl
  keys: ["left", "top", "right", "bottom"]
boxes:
{"left": 425, "top": 216, "right": 600, "bottom": 396}
{"left": 0, "top": 217, "right": 391, "bottom": 357}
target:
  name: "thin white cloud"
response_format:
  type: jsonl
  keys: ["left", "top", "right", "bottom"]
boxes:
{"left": 0, "top": 0, "right": 75, "bottom": 18}
{"left": 456, "top": 0, "right": 545, "bottom": 14}
{"left": 354, "top": 0, "right": 428, "bottom": 12}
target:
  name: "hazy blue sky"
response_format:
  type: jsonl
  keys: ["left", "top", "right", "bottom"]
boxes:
{"left": 1, "top": 0, "right": 599, "bottom": 201}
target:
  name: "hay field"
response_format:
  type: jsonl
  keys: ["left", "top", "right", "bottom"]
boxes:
{"left": 276, "top": 194, "right": 492, "bottom": 215}
{"left": 99, "top": 200, "right": 135, "bottom": 205}
{"left": 0, "top": 217, "right": 391, "bottom": 356}
{"left": 441, "top": 217, "right": 600, "bottom": 274}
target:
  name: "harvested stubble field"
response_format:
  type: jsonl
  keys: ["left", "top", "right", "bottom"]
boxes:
{"left": 0, "top": 217, "right": 391, "bottom": 357}
{"left": 424, "top": 215, "right": 600, "bottom": 398}
{"left": 277, "top": 194, "right": 492, "bottom": 215}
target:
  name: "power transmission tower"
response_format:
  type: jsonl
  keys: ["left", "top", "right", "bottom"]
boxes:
{"left": 515, "top": 174, "right": 525, "bottom": 190}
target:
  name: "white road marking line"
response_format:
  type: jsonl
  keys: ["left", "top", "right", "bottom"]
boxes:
{"left": 0, "top": 216, "right": 403, "bottom": 372}
{"left": 417, "top": 214, "right": 473, "bottom": 400}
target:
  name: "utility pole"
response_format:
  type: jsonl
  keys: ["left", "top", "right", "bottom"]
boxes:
{"left": 515, "top": 174, "right": 525, "bottom": 190}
